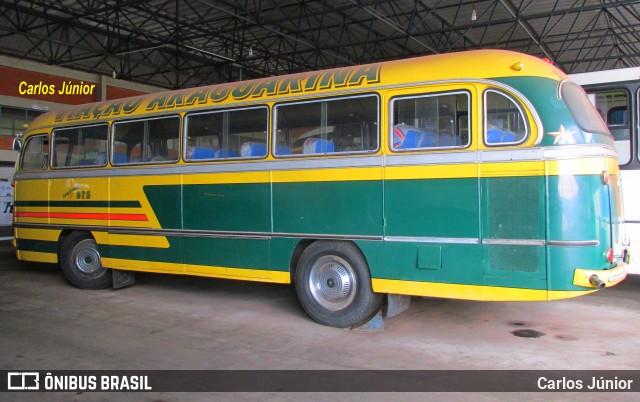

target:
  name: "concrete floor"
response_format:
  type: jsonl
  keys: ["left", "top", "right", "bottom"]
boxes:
{"left": 1, "top": 242, "right": 639, "bottom": 401}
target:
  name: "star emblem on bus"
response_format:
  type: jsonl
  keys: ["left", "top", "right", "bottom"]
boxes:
{"left": 548, "top": 124, "right": 575, "bottom": 144}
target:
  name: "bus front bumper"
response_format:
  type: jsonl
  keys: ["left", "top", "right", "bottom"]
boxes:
{"left": 573, "top": 263, "right": 628, "bottom": 289}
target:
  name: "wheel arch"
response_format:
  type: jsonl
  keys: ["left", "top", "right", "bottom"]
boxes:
{"left": 57, "top": 229, "right": 95, "bottom": 264}
{"left": 292, "top": 238, "right": 382, "bottom": 328}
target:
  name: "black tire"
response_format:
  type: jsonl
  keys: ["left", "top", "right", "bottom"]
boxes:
{"left": 295, "top": 241, "right": 382, "bottom": 328}
{"left": 59, "top": 232, "right": 111, "bottom": 289}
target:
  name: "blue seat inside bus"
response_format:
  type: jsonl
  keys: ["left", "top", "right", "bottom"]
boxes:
{"left": 394, "top": 124, "right": 439, "bottom": 149}
{"left": 303, "top": 138, "right": 334, "bottom": 154}
{"left": 487, "top": 127, "right": 517, "bottom": 143}
{"left": 276, "top": 146, "right": 292, "bottom": 155}
{"left": 190, "top": 147, "right": 215, "bottom": 159}
{"left": 240, "top": 142, "right": 267, "bottom": 157}
{"left": 113, "top": 153, "right": 128, "bottom": 164}
{"left": 436, "top": 134, "right": 460, "bottom": 147}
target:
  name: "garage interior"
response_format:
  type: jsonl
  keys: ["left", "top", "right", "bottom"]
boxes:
{"left": 1, "top": 0, "right": 640, "bottom": 399}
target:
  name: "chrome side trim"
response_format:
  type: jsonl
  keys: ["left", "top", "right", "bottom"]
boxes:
{"left": 113, "top": 228, "right": 271, "bottom": 240}
{"left": 482, "top": 238, "right": 546, "bottom": 246}
{"left": 479, "top": 148, "right": 543, "bottom": 162}
{"left": 13, "top": 222, "right": 383, "bottom": 242}
{"left": 14, "top": 155, "right": 385, "bottom": 181}
{"left": 384, "top": 236, "right": 479, "bottom": 244}
{"left": 548, "top": 240, "right": 600, "bottom": 247}
{"left": 542, "top": 144, "right": 617, "bottom": 160}
{"left": 13, "top": 144, "right": 618, "bottom": 182}
{"left": 384, "top": 152, "right": 477, "bottom": 166}
{"left": 479, "top": 144, "right": 615, "bottom": 163}
{"left": 268, "top": 232, "right": 382, "bottom": 241}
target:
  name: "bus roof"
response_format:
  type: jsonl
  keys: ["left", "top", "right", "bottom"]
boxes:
{"left": 27, "top": 49, "right": 565, "bottom": 133}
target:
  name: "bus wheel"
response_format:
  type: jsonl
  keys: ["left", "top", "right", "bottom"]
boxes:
{"left": 295, "top": 241, "right": 382, "bottom": 328}
{"left": 60, "top": 232, "right": 111, "bottom": 289}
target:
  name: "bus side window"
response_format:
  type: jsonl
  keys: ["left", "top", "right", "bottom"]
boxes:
{"left": 20, "top": 134, "right": 49, "bottom": 171}
{"left": 391, "top": 91, "right": 469, "bottom": 151}
{"left": 484, "top": 90, "right": 528, "bottom": 146}
{"left": 274, "top": 94, "right": 378, "bottom": 156}
{"left": 112, "top": 116, "right": 180, "bottom": 165}
{"left": 51, "top": 124, "right": 108, "bottom": 168}
{"left": 185, "top": 106, "right": 268, "bottom": 161}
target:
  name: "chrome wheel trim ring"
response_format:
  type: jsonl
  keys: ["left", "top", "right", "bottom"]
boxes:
{"left": 308, "top": 255, "right": 357, "bottom": 311}
{"left": 73, "top": 240, "right": 102, "bottom": 274}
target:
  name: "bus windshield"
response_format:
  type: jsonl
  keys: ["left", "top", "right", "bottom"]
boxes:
{"left": 562, "top": 81, "right": 609, "bottom": 135}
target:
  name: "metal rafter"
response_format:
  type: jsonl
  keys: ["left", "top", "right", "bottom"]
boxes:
{"left": 0, "top": 0, "right": 638, "bottom": 90}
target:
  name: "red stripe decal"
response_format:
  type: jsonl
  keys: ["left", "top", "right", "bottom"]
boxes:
{"left": 15, "top": 212, "right": 148, "bottom": 221}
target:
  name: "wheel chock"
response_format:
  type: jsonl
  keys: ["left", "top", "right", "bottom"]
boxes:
{"left": 112, "top": 269, "right": 135, "bottom": 289}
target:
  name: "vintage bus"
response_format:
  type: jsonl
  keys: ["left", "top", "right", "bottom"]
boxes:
{"left": 12, "top": 50, "right": 629, "bottom": 328}
{"left": 570, "top": 67, "right": 639, "bottom": 274}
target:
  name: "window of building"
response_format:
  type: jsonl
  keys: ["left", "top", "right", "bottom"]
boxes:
{"left": 0, "top": 106, "right": 45, "bottom": 138}
{"left": 591, "top": 89, "right": 631, "bottom": 165}
{"left": 391, "top": 91, "right": 469, "bottom": 150}
{"left": 274, "top": 95, "right": 378, "bottom": 156}
{"left": 184, "top": 106, "right": 268, "bottom": 161}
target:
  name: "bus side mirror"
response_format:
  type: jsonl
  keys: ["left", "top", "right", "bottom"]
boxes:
{"left": 12, "top": 137, "right": 22, "bottom": 151}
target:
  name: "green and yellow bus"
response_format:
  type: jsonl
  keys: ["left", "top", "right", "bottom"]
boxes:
{"left": 12, "top": 50, "right": 629, "bottom": 327}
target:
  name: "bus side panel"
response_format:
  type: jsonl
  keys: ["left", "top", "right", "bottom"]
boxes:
{"left": 380, "top": 177, "right": 483, "bottom": 286}
{"left": 547, "top": 172, "right": 613, "bottom": 291}
{"left": 179, "top": 177, "right": 274, "bottom": 276}
{"left": 365, "top": 241, "right": 483, "bottom": 287}
{"left": 14, "top": 178, "right": 57, "bottom": 262}
{"left": 272, "top": 178, "right": 383, "bottom": 237}
{"left": 481, "top": 175, "right": 547, "bottom": 288}
{"left": 101, "top": 175, "right": 184, "bottom": 273}
{"left": 100, "top": 172, "right": 276, "bottom": 279}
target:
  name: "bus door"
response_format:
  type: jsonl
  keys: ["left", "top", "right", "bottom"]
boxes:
{"left": 479, "top": 89, "right": 547, "bottom": 292}
{"left": 384, "top": 86, "right": 483, "bottom": 286}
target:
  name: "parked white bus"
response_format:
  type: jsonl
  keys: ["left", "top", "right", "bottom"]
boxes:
{"left": 0, "top": 149, "right": 17, "bottom": 241}
{"left": 571, "top": 67, "right": 640, "bottom": 274}
{"left": 0, "top": 180, "right": 13, "bottom": 241}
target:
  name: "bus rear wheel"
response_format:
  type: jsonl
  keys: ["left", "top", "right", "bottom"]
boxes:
{"left": 295, "top": 241, "right": 382, "bottom": 328}
{"left": 60, "top": 232, "right": 111, "bottom": 289}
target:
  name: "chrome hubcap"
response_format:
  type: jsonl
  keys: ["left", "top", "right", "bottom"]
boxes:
{"left": 74, "top": 240, "right": 101, "bottom": 274}
{"left": 308, "top": 255, "right": 356, "bottom": 311}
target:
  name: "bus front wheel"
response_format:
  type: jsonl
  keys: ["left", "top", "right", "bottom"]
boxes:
{"left": 295, "top": 241, "right": 382, "bottom": 328}
{"left": 60, "top": 232, "right": 112, "bottom": 289}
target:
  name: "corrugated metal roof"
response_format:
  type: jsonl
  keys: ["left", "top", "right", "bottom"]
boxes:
{"left": 0, "top": 0, "right": 638, "bottom": 89}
